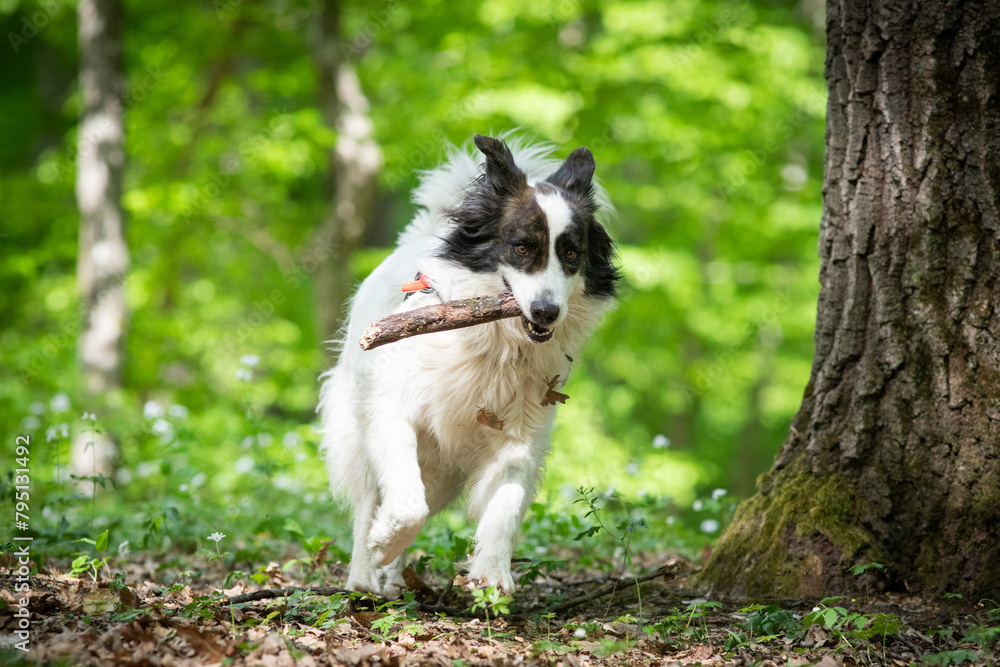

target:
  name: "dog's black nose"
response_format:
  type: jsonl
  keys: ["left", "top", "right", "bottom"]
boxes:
{"left": 530, "top": 301, "right": 560, "bottom": 326}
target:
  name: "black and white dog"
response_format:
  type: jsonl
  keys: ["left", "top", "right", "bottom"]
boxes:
{"left": 318, "top": 134, "right": 620, "bottom": 596}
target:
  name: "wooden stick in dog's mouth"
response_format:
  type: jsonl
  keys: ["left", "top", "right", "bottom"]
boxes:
{"left": 359, "top": 291, "right": 521, "bottom": 351}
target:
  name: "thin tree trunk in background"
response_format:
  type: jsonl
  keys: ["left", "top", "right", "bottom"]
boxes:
{"left": 313, "top": 0, "right": 382, "bottom": 348}
{"left": 705, "top": 0, "right": 1000, "bottom": 597}
{"left": 73, "top": 0, "right": 127, "bottom": 481}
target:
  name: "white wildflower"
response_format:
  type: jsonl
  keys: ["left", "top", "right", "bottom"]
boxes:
{"left": 168, "top": 404, "right": 189, "bottom": 419}
{"left": 152, "top": 418, "right": 172, "bottom": 435}
{"left": 239, "top": 354, "right": 260, "bottom": 367}
{"left": 235, "top": 368, "right": 252, "bottom": 382}
{"left": 30, "top": 402, "right": 45, "bottom": 415}
{"left": 207, "top": 532, "right": 226, "bottom": 543}
{"left": 712, "top": 488, "right": 727, "bottom": 501}
{"left": 282, "top": 431, "right": 302, "bottom": 448}
{"left": 625, "top": 461, "right": 640, "bottom": 476}
{"left": 574, "top": 627, "right": 587, "bottom": 638}
{"left": 136, "top": 462, "right": 158, "bottom": 478}
{"left": 234, "top": 456, "right": 254, "bottom": 474}
{"left": 700, "top": 519, "right": 720, "bottom": 533}
{"left": 652, "top": 434, "right": 670, "bottom": 449}
{"left": 51, "top": 393, "right": 70, "bottom": 413}
{"left": 117, "top": 541, "right": 130, "bottom": 557}
{"left": 143, "top": 400, "right": 165, "bottom": 419}
{"left": 692, "top": 499, "right": 703, "bottom": 511}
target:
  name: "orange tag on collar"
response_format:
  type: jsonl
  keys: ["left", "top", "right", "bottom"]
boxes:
{"left": 401, "top": 280, "right": 425, "bottom": 292}
{"left": 402, "top": 273, "right": 432, "bottom": 293}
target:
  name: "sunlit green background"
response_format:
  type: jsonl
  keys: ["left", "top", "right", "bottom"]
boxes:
{"left": 1, "top": 0, "right": 825, "bottom": 558}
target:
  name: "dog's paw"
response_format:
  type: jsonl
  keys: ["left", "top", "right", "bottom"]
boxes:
{"left": 346, "top": 570, "right": 405, "bottom": 599}
{"left": 459, "top": 567, "right": 515, "bottom": 595}
{"left": 380, "top": 581, "right": 404, "bottom": 600}
{"left": 346, "top": 573, "right": 378, "bottom": 595}
{"left": 367, "top": 503, "right": 429, "bottom": 566}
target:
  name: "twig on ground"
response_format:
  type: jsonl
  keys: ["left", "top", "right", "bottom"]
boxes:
{"left": 225, "top": 563, "right": 678, "bottom": 619}
{"left": 359, "top": 291, "right": 520, "bottom": 350}
{"left": 546, "top": 564, "right": 678, "bottom": 616}
{"left": 226, "top": 586, "right": 354, "bottom": 604}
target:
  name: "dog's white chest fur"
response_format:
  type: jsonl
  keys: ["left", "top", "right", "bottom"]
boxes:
{"left": 317, "top": 134, "right": 617, "bottom": 597}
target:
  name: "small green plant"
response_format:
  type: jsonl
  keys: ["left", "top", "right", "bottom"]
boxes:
{"left": 71, "top": 529, "right": 111, "bottom": 581}
{"left": 595, "top": 638, "right": 632, "bottom": 655}
{"left": 207, "top": 532, "right": 238, "bottom": 640}
{"left": 921, "top": 650, "right": 980, "bottom": 667}
{"left": 961, "top": 600, "right": 1000, "bottom": 667}
{"left": 371, "top": 612, "right": 399, "bottom": 640}
{"left": 575, "top": 487, "right": 649, "bottom": 619}
{"left": 685, "top": 600, "right": 723, "bottom": 642}
{"left": 805, "top": 596, "right": 907, "bottom": 665}
{"left": 541, "top": 611, "right": 556, "bottom": 641}
{"left": 644, "top": 608, "right": 686, "bottom": 642}
{"left": 847, "top": 562, "right": 885, "bottom": 605}
{"left": 470, "top": 585, "right": 512, "bottom": 642}
{"left": 739, "top": 603, "right": 803, "bottom": 643}
{"left": 614, "top": 613, "right": 640, "bottom": 646}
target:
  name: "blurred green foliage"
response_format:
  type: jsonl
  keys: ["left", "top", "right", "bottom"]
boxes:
{"left": 0, "top": 0, "right": 824, "bottom": 557}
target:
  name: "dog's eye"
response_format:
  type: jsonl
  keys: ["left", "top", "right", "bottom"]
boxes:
{"left": 515, "top": 244, "right": 528, "bottom": 255}
{"left": 565, "top": 249, "right": 578, "bottom": 261}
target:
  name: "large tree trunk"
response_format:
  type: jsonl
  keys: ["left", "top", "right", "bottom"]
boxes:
{"left": 705, "top": 0, "right": 1000, "bottom": 598}
{"left": 73, "top": 0, "right": 127, "bottom": 482}
{"left": 312, "top": 0, "right": 382, "bottom": 347}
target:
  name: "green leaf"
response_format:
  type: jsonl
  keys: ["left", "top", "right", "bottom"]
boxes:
{"left": 95, "top": 529, "right": 110, "bottom": 552}
{"left": 283, "top": 518, "right": 304, "bottom": 538}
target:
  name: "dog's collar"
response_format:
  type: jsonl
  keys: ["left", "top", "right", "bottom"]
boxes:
{"left": 402, "top": 271, "right": 437, "bottom": 301}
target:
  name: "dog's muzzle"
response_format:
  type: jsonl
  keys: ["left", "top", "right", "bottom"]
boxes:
{"left": 520, "top": 315, "right": 555, "bottom": 343}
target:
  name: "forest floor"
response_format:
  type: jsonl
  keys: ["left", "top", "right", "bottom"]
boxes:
{"left": 2, "top": 551, "right": 997, "bottom": 667}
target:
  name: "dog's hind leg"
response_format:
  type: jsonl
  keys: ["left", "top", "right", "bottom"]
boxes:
{"left": 345, "top": 481, "right": 380, "bottom": 594}
{"left": 375, "top": 555, "right": 407, "bottom": 600}
{"left": 364, "top": 418, "right": 430, "bottom": 567}
{"left": 345, "top": 476, "right": 407, "bottom": 599}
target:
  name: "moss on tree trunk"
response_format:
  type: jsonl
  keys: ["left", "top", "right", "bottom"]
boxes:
{"left": 705, "top": 0, "right": 1000, "bottom": 598}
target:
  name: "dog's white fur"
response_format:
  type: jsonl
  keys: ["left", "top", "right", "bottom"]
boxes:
{"left": 318, "top": 136, "right": 614, "bottom": 597}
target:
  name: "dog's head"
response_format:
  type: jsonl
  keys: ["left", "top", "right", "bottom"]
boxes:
{"left": 441, "top": 135, "right": 620, "bottom": 343}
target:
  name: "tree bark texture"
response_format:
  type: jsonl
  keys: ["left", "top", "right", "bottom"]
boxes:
{"left": 313, "top": 0, "right": 382, "bottom": 347}
{"left": 76, "top": 0, "right": 128, "bottom": 395}
{"left": 73, "top": 0, "right": 127, "bottom": 485}
{"left": 706, "top": 0, "right": 1000, "bottom": 598}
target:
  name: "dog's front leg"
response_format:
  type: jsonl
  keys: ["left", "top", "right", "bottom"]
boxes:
{"left": 364, "top": 417, "right": 430, "bottom": 567}
{"left": 466, "top": 444, "right": 538, "bottom": 593}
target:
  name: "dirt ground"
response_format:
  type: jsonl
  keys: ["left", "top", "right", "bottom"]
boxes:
{"left": 1, "top": 556, "right": 996, "bottom": 666}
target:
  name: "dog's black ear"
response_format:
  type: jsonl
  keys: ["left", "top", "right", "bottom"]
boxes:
{"left": 546, "top": 147, "right": 595, "bottom": 199}
{"left": 584, "top": 219, "right": 622, "bottom": 298}
{"left": 474, "top": 135, "right": 527, "bottom": 195}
